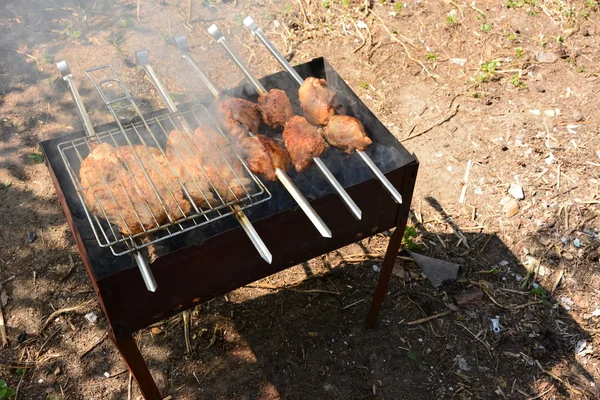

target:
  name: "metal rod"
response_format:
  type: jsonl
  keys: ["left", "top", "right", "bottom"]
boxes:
{"left": 243, "top": 17, "right": 303, "bottom": 85}
{"left": 56, "top": 60, "right": 96, "bottom": 137}
{"left": 243, "top": 17, "right": 403, "bottom": 204}
{"left": 207, "top": 25, "right": 268, "bottom": 95}
{"left": 208, "top": 25, "right": 362, "bottom": 220}
{"left": 356, "top": 151, "right": 403, "bottom": 204}
{"left": 175, "top": 34, "right": 333, "bottom": 237}
{"left": 135, "top": 50, "right": 273, "bottom": 264}
{"left": 134, "top": 251, "right": 157, "bottom": 292}
{"left": 174, "top": 35, "right": 220, "bottom": 97}
{"left": 275, "top": 168, "right": 331, "bottom": 238}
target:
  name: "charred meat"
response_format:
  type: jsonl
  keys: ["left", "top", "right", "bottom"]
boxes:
{"left": 323, "top": 115, "right": 372, "bottom": 154}
{"left": 282, "top": 116, "right": 327, "bottom": 172}
{"left": 80, "top": 143, "right": 191, "bottom": 235}
{"left": 238, "top": 135, "right": 291, "bottom": 181}
{"left": 258, "top": 88, "right": 294, "bottom": 129}
{"left": 216, "top": 95, "right": 262, "bottom": 140}
{"left": 298, "top": 77, "right": 337, "bottom": 126}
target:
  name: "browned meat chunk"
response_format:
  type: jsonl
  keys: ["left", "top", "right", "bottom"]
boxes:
{"left": 216, "top": 95, "right": 262, "bottom": 140}
{"left": 116, "top": 145, "right": 191, "bottom": 223}
{"left": 165, "top": 130, "right": 219, "bottom": 209}
{"left": 190, "top": 126, "right": 252, "bottom": 202}
{"left": 238, "top": 135, "right": 291, "bottom": 181}
{"left": 258, "top": 89, "right": 294, "bottom": 129}
{"left": 298, "top": 77, "right": 337, "bottom": 126}
{"left": 282, "top": 116, "right": 327, "bottom": 172}
{"left": 323, "top": 115, "right": 372, "bottom": 154}
{"left": 79, "top": 143, "right": 184, "bottom": 235}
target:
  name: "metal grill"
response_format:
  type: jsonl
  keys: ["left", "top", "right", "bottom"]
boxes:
{"left": 57, "top": 65, "right": 270, "bottom": 257}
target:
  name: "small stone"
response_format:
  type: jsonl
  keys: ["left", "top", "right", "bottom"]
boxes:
{"left": 54, "top": 366, "right": 61, "bottom": 375}
{"left": 84, "top": 312, "right": 97, "bottom": 324}
{"left": 572, "top": 112, "right": 585, "bottom": 122}
{"left": 509, "top": 184, "right": 524, "bottom": 200}
{"left": 535, "top": 51, "right": 558, "bottom": 63}
{"left": 503, "top": 199, "right": 519, "bottom": 217}
{"left": 103, "top": 371, "right": 110, "bottom": 378}
{"left": 27, "top": 232, "right": 36, "bottom": 243}
{"left": 151, "top": 327, "right": 162, "bottom": 335}
{"left": 450, "top": 58, "right": 467, "bottom": 66}
{"left": 372, "top": 264, "right": 380, "bottom": 273}
{"left": 573, "top": 238, "right": 581, "bottom": 248}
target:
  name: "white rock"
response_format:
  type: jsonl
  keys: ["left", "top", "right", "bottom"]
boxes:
{"left": 85, "top": 312, "right": 98, "bottom": 324}
{"left": 104, "top": 372, "right": 110, "bottom": 378}
{"left": 357, "top": 20, "right": 368, "bottom": 29}
{"left": 450, "top": 58, "right": 467, "bottom": 66}
{"left": 508, "top": 184, "right": 524, "bottom": 200}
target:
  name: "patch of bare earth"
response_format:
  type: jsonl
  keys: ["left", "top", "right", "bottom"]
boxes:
{"left": 1, "top": 0, "right": 600, "bottom": 399}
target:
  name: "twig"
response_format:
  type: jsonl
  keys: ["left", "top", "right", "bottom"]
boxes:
{"left": 14, "top": 367, "right": 26, "bottom": 400}
{"left": 342, "top": 298, "right": 365, "bottom": 310}
{"left": 42, "top": 300, "right": 94, "bottom": 332}
{"left": 407, "top": 311, "right": 450, "bottom": 325}
{"left": 127, "top": 373, "right": 132, "bottom": 400}
{"left": 296, "top": 0, "right": 309, "bottom": 24}
{"left": 183, "top": 310, "right": 192, "bottom": 355}
{"left": 196, "top": 362, "right": 221, "bottom": 385}
{"left": 137, "top": 0, "right": 141, "bottom": 21}
{"left": 79, "top": 332, "right": 108, "bottom": 358}
{"left": 403, "top": 105, "right": 459, "bottom": 141}
{"left": 370, "top": 11, "right": 438, "bottom": 80}
{"left": 455, "top": 323, "right": 492, "bottom": 359}
{"left": 0, "top": 303, "right": 6, "bottom": 347}
{"left": 187, "top": 0, "right": 192, "bottom": 24}
{"left": 551, "top": 270, "right": 564, "bottom": 294}
{"left": 459, "top": 160, "right": 474, "bottom": 204}
{"left": 246, "top": 285, "right": 340, "bottom": 295}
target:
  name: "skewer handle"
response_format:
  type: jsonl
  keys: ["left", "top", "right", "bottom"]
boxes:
{"left": 174, "top": 34, "right": 221, "bottom": 97}
{"left": 275, "top": 168, "right": 332, "bottom": 238}
{"left": 357, "top": 150, "right": 403, "bottom": 204}
{"left": 207, "top": 25, "right": 268, "bottom": 96}
{"left": 134, "top": 252, "right": 157, "bottom": 292}
{"left": 234, "top": 207, "right": 273, "bottom": 263}
{"left": 243, "top": 17, "right": 304, "bottom": 86}
{"left": 56, "top": 60, "right": 96, "bottom": 137}
{"left": 135, "top": 50, "right": 178, "bottom": 113}
{"left": 313, "top": 158, "right": 362, "bottom": 219}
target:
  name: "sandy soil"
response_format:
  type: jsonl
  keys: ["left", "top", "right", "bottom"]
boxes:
{"left": 1, "top": 0, "right": 600, "bottom": 399}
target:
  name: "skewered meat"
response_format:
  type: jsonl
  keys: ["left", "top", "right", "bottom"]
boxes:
{"left": 323, "top": 115, "right": 372, "bottom": 154}
{"left": 216, "top": 95, "right": 262, "bottom": 140}
{"left": 116, "top": 145, "right": 191, "bottom": 222}
{"left": 238, "top": 135, "right": 291, "bottom": 181}
{"left": 80, "top": 143, "right": 190, "bottom": 236}
{"left": 190, "top": 126, "right": 252, "bottom": 202}
{"left": 166, "top": 130, "right": 219, "bottom": 209}
{"left": 258, "top": 88, "right": 294, "bottom": 129}
{"left": 282, "top": 116, "right": 327, "bottom": 172}
{"left": 298, "top": 77, "right": 337, "bottom": 126}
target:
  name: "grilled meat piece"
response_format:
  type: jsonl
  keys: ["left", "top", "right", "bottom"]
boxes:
{"left": 298, "top": 77, "right": 337, "bottom": 126}
{"left": 216, "top": 95, "right": 262, "bottom": 140}
{"left": 323, "top": 115, "right": 372, "bottom": 154}
{"left": 238, "top": 135, "right": 291, "bottom": 181}
{"left": 258, "top": 88, "right": 294, "bottom": 129}
{"left": 166, "top": 130, "right": 219, "bottom": 209}
{"left": 116, "top": 145, "right": 191, "bottom": 222}
{"left": 282, "top": 116, "right": 327, "bottom": 172}
{"left": 190, "top": 126, "right": 252, "bottom": 202}
{"left": 79, "top": 143, "right": 181, "bottom": 235}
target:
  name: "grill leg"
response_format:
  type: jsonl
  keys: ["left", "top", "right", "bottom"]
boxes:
{"left": 109, "top": 328, "right": 162, "bottom": 400}
{"left": 365, "top": 218, "right": 407, "bottom": 328}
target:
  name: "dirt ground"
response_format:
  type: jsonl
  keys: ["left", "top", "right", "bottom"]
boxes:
{"left": 1, "top": 0, "right": 600, "bottom": 399}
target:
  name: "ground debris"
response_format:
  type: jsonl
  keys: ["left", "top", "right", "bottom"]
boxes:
{"left": 407, "top": 250, "right": 460, "bottom": 288}
{"left": 453, "top": 289, "right": 484, "bottom": 309}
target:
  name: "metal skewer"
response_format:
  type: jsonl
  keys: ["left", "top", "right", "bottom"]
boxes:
{"left": 56, "top": 60, "right": 158, "bottom": 292}
{"left": 134, "top": 50, "right": 273, "bottom": 264}
{"left": 174, "top": 35, "right": 332, "bottom": 238}
{"left": 243, "top": 16, "right": 403, "bottom": 204}
{"left": 207, "top": 25, "right": 362, "bottom": 220}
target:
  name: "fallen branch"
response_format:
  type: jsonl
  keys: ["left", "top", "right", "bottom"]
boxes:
{"left": 403, "top": 105, "right": 459, "bottom": 141}
{"left": 407, "top": 311, "right": 450, "bottom": 325}
{"left": 370, "top": 11, "right": 439, "bottom": 80}
{"left": 42, "top": 300, "right": 94, "bottom": 332}
{"left": 0, "top": 294, "right": 6, "bottom": 347}
{"left": 80, "top": 332, "right": 108, "bottom": 358}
